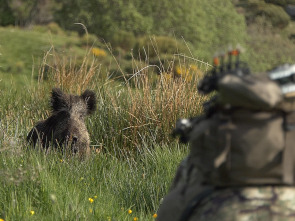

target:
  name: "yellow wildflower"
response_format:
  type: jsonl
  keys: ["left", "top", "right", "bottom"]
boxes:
{"left": 133, "top": 217, "right": 138, "bottom": 221}
{"left": 88, "top": 198, "right": 94, "bottom": 203}
{"left": 175, "top": 66, "right": 182, "bottom": 75}
{"left": 49, "top": 194, "right": 57, "bottom": 203}
{"left": 128, "top": 209, "right": 132, "bottom": 214}
{"left": 0, "top": 218, "right": 4, "bottom": 221}
{"left": 89, "top": 208, "right": 93, "bottom": 213}
{"left": 30, "top": 210, "right": 35, "bottom": 215}
{"left": 190, "top": 64, "right": 198, "bottom": 71}
{"left": 94, "top": 195, "right": 98, "bottom": 199}
{"left": 153, "top": 213, "right": 158, "bottom": 218}
{"left": 91, "top": 47, "right": 106, "bottom": 57}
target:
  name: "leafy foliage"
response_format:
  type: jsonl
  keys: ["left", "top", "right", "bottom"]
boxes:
{"left": 135, "top": 0, "right": 246, "bottom": 58}
{"left": 246, "top": 0, "right": 290, "bottom": 28}
{"left": 245, "top": 16, "right": 295, "bottom": 71}
{"left": 5, "top": 0, "right": 59, "bottom": 26}
{"left": 1, "top": 0, "right": 247, "bottom": 61}
{"left": 0, "top": 0, "right": 15, "bottom": 26}
{"left": 52, "top": 0, "right": 246, "bottom": 60}
{"left": 265, "top": 0, "right": 295, "bottom": 6}
{"left": 53, "top": 0, "right": 153, "bottom": 38}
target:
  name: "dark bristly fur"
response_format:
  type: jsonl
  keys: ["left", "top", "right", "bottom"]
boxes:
{"left": 27, "top": 88, "right": 96, "bottom": 156}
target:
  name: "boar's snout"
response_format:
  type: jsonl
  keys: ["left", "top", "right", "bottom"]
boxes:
{"left": 64, "top": 135, "right": 79, "bottom": 154}
{"left": 72, "top": 136, "right": 78, "bottom": 144}
{"left": 71, "top": 136, "right": 79, "bottom": 153}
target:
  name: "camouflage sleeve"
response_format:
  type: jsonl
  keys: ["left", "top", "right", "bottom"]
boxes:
{"left": 169, "top": 157, "right": 189, "bottom": 191}
{"left": 157, "top": 156, "right": 208, "bottom": 221}
{"left": 189, "top": 186, "right": 295, "bottom": 221}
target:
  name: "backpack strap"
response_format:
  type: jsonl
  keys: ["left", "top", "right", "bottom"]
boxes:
{"left": 283, "top": 112, "right": 295, "bottom": 184}
{"left": 283, "top": 132, "right": 294, "bottom": 184}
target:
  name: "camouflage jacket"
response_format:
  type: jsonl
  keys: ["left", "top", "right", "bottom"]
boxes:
{"left": 188, "top": 186, "right": 295, "bottom": 221}
{"left": 157, "top": 157, "right": 295, "bottom": 221}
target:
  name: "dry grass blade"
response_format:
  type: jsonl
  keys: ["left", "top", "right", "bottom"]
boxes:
{"left": 38, "top": 46, "right": 100, "bottom": 93}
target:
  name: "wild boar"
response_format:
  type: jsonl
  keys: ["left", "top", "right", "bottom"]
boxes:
{"left": 27, "top": 88, "right": 96, "bottom": 156}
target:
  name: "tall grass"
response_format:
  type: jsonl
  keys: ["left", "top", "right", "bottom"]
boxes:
{"left": 36, "top": 44, "right": 208, "bottom": 153}
{"left": 0, "top": 41, "right": 208, "bottom": 220}
{"left": 0, "top": 133, "right": 187, "bottom": 220}
{"left": 1, "top": 134, "right": 187, "bottom": 220}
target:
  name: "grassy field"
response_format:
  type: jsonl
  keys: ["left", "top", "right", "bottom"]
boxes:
{"left": 2, "top": 18, "right": 295, "bottom": 220}
{"left": 0, "top": 139, "right": 187, "bottom": 220}
{"left": 0, "top": 30, "right": 208, "bottom": 220}
{"left": 0, "top": 25, "right": 110, "bottom": 90}
{"left": 0, "top": 80, "right": 194, "bottom": 221}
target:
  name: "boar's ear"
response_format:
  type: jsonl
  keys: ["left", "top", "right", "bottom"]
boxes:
{"left": 51, "top": 88, "right": 68, "bottom": 111}
{"left": 81, "top": 89, "right": 96, "bottom": 115}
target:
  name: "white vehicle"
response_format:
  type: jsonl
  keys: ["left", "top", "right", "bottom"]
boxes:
{"left": 268, "top": 64, "right": 295, "bottom": 95}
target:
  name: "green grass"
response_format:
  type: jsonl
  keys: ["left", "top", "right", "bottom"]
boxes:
{"left": 2, "top": 18, "right": 295, "bottom": 220}
{"left": 0, "top": 26, "right": 102, "bottom": 90}
{"left": 0, "top": 84, "right": 190, "bottom": 220}
{"left": 0, "top": 57, "right": 199, "bottom": 220}
{"left": 0, "top": 140, "right": 187, "bottom": 221}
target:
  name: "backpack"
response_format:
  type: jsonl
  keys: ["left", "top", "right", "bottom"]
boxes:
{"left": 158, "top": 51, "right": 295, "bottom": 221}
{"left": 187, "top": 54, "right": 295, "bottom": 186}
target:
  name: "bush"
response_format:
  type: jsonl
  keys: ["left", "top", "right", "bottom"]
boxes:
{"left": 14, "top": 61, "right": 25, "bottom": 73}
{"left": 54, "top": 0, "right": 246, "bottom": 60}
{"left": 80, "top": 33, "right": 103, "bottom": 48}
{"left": 245, "top": 16, "right": 295, "bottom": 72}
{"left": 32, "top": 23, "right": 65, "bottom": 35}
{"left": 247, "top": 0, "right": 291, "bottom": 28}
{"left": 133, "top": 36, "right": 189, "bottom": 60}
{"left": 46, "top": 22, "right": 64, "bottom": 35}
{"left": 110, "top": 30, "right": 136, "bottom": 51}
{"left": 32, "top": 25, "right": 49, "bottom": 33}
{"left": 0, "top": 0, "right": 15, "bottom": 26}
{"left": 265, "top": 0, "right": 295, "bottom": 6}
{"left": 260, "top": 4, "right": 290, "bottom": 28}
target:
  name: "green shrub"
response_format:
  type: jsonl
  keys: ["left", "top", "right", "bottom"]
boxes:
{"left": 80, "top": 33, "right": 103, "bottom": 48}
{"left": 0, "top": 0, "right": 15, "bottom": 26}
{"left": 14, "top": 61, "right": 25, "bottom": 73}
{"left": 265, "top": 0, "right": 295, "bottom": 6}
{"left": 245, "top": 16, "right": 295, "bottom": 72}
{"left": 47, "top": 22, "right": 64, "bottom": 35}
{"left": 32, "top": 25, "right": 49, "bottom": 33}
{"left": 133, "top": 36, "right": 189, "bottom": 60}
{"left": 53, "top": 0, "right": 246, "bottom": 59}
{"left": 247, "top": 0, "right": 290, "bottom": 28}
{"left": 110, "top": 30, "right": 136, "bottom": 51}
{"left": 32, "top": 23, "right": 65, "bottom": 35}
{"left": 260, "top": 4, "right": 290, "bottom": 28}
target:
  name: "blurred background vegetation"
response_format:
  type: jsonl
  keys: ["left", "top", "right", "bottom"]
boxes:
{"left": 1, "top": 0, "right": 295, "bottom": 90}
